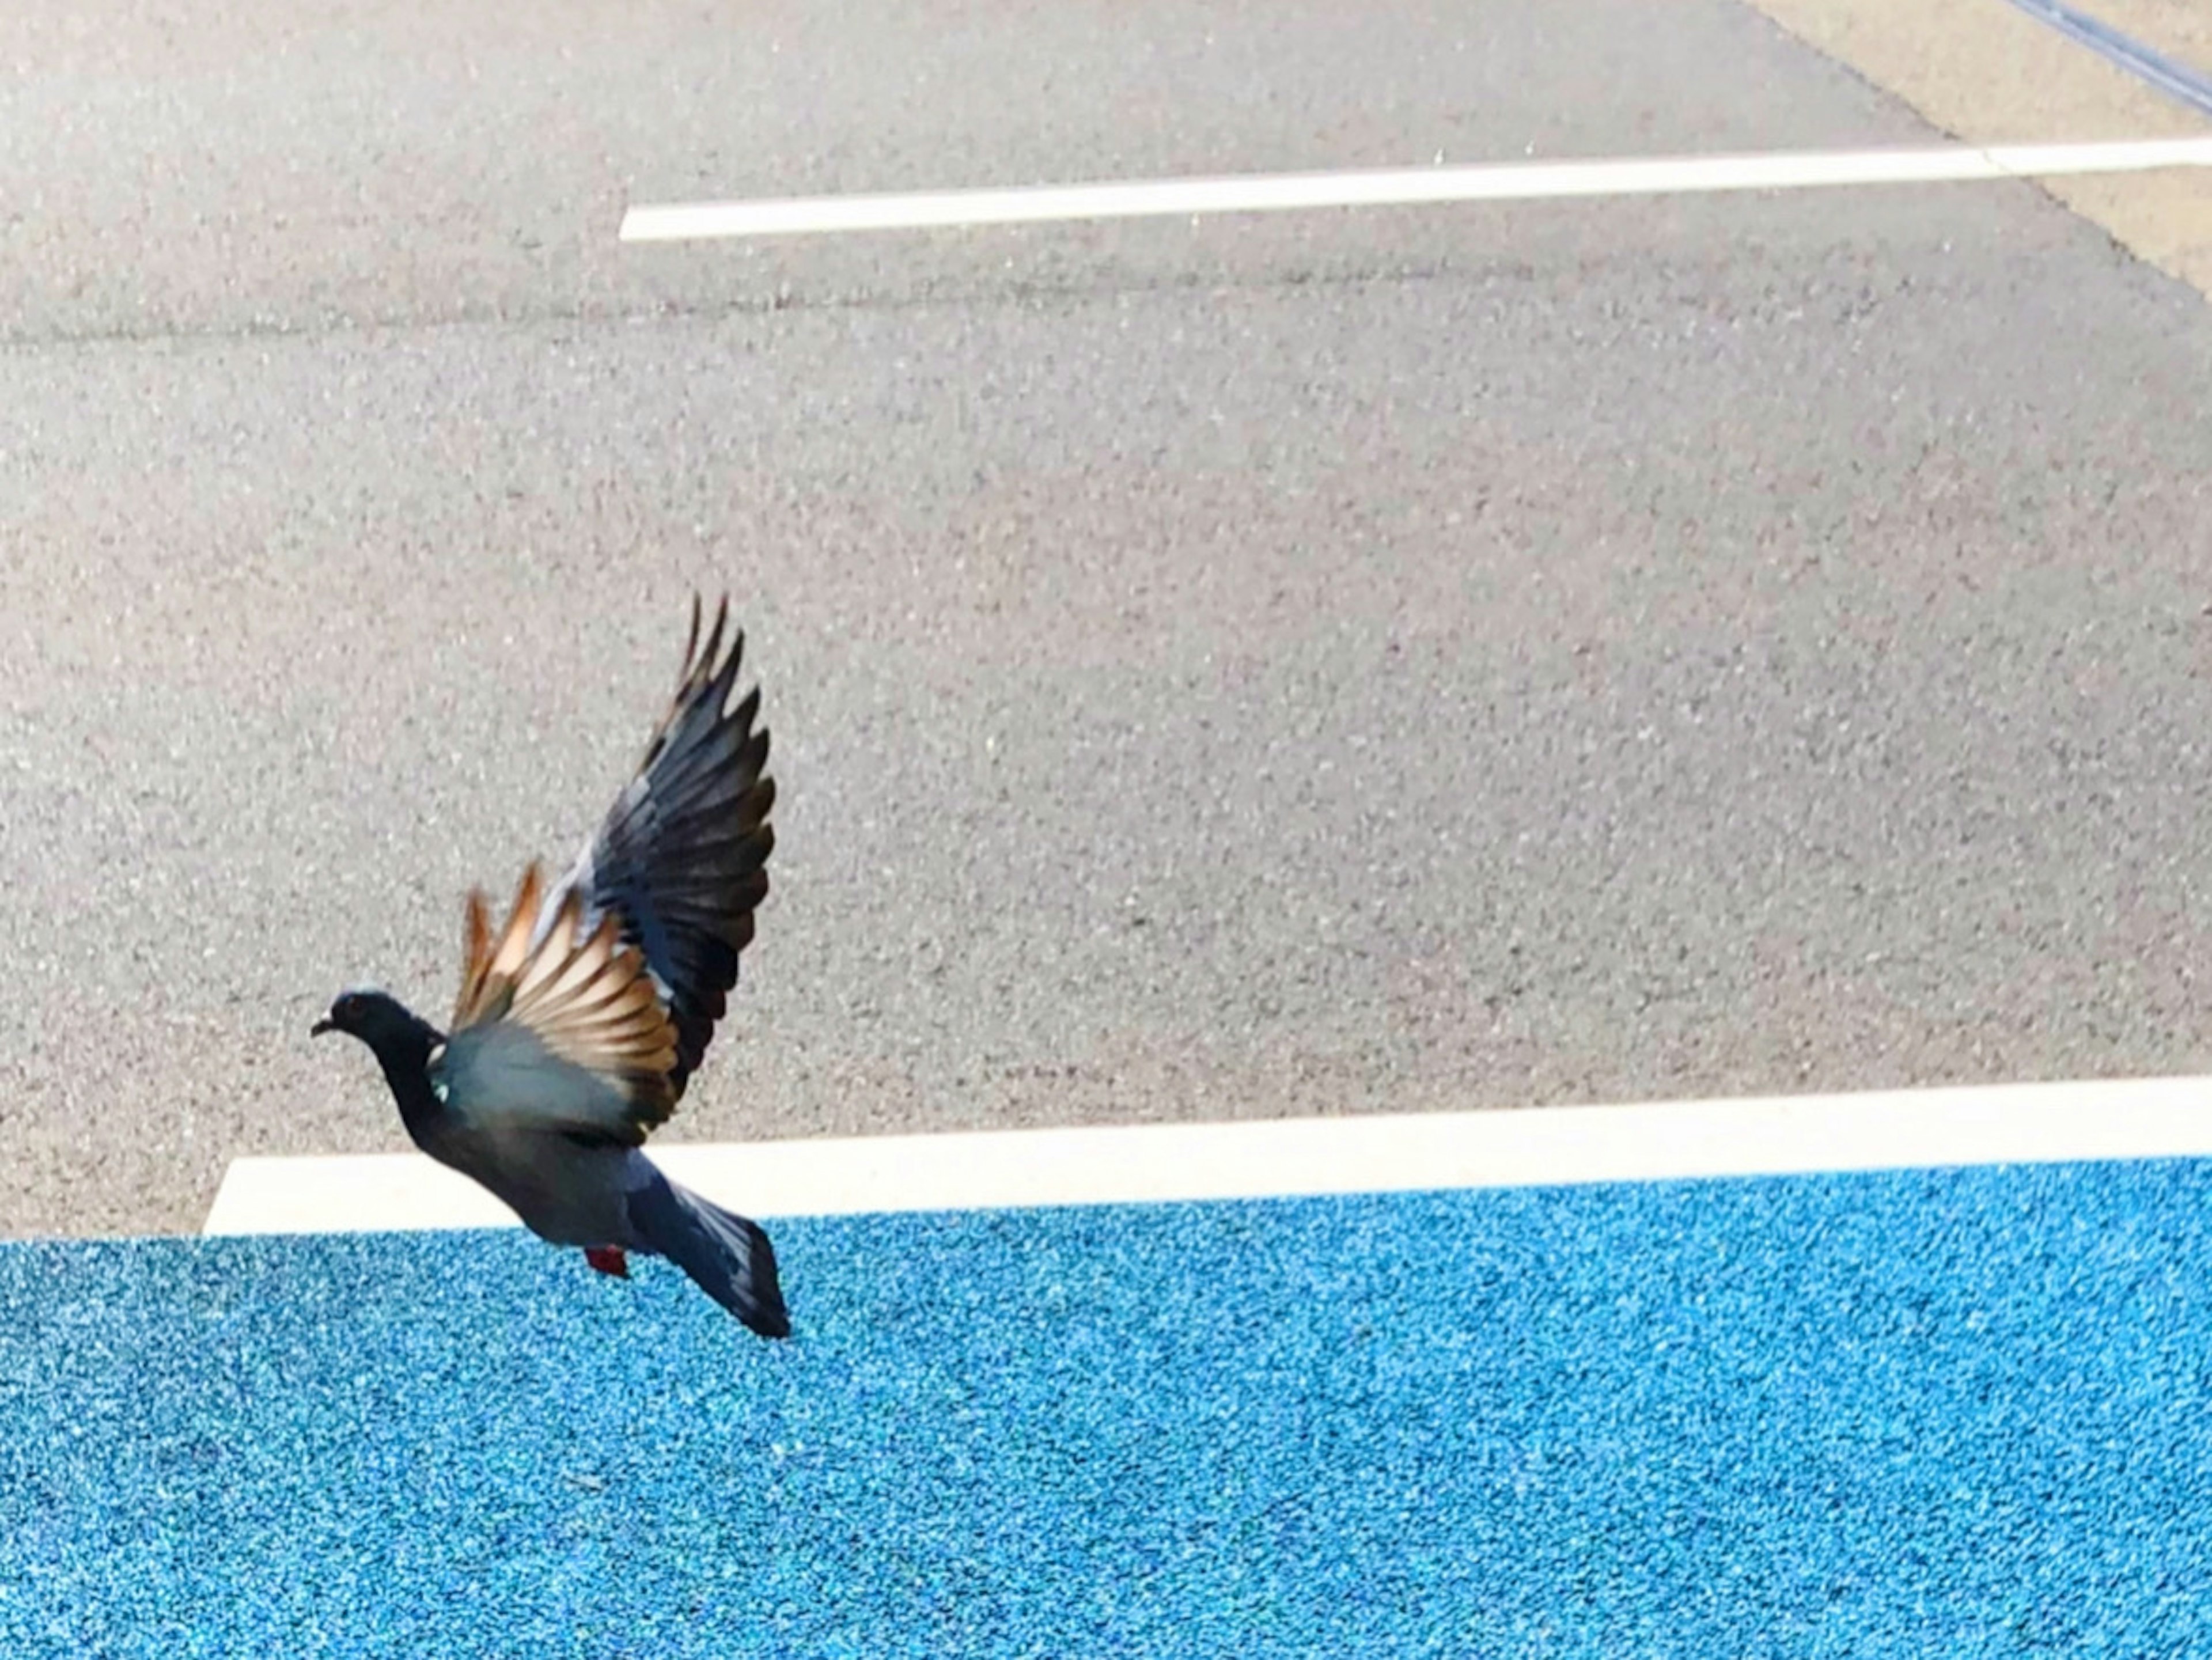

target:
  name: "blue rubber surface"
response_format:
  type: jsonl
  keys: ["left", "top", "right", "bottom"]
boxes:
{"left": 4, "top": 1160, "right": 2210, "bottom": 1657}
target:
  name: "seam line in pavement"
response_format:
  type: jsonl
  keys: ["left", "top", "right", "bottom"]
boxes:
{"left": 2004, "top": 0, "right": 2212, "bottom": 119}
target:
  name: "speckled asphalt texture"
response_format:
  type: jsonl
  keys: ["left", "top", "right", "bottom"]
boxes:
{"left": 5, "top": 0, "right": 2212, "bottom": 1240}
{"left": 5, "top": 1162, "right": 2210, "bottom": 1655}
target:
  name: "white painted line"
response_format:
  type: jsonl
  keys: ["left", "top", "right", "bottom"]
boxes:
{"left": 204, "top": 1073, "right": 2212, "bottom": 1236}
{"left": 619, "top": 137, "right": 2212, "bottom": 242}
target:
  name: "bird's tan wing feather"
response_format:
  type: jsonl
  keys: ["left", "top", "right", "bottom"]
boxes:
{"left": 449, "top": 862, "right": 680, "bottom": 1131}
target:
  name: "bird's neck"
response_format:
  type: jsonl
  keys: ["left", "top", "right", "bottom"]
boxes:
{"left": 366, "top": 1014, "right": 448, "bottom": 1148}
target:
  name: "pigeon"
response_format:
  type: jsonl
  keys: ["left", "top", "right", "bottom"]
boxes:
{"left": 313, "top": 595, "right": 789, "bottom": 1339}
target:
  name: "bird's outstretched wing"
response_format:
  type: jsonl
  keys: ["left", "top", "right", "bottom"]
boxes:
{"left": 437, "top": 862, "right": 680, "bottom": 1145}
{"left": 550, "top": 594, "right": 775, "bottom": 1101}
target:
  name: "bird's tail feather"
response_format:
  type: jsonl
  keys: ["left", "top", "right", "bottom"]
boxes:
{"left": 627, "top": 1170, "right": 790, "bottom": 1339}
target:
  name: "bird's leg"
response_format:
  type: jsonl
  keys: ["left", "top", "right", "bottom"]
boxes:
{"left": 584, "top": 1245, "right": 630, "bottom": 1279}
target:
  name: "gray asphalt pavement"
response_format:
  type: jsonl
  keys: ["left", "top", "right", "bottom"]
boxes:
{"left": 4, "top": 0, "right": 2211, "bottom": 1238}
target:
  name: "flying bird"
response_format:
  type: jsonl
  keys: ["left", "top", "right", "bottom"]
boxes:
{"left": 313, "top": 596, "right": 788, "bottom": 1338}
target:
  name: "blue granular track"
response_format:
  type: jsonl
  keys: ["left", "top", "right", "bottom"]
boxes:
{"left": 4, "top": 1159, "right": 2211, "bottom": 1657}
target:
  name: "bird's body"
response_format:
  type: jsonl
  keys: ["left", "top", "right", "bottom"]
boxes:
{"left": 427, "top": 1120, "right": 643, "bottom": 1253}
{"left": 315, "top": 598, "right": 788, "bottom": 1337}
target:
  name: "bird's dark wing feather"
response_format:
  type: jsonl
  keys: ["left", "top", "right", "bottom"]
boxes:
{"left": 553, "top": 595, "right": 774, "bottom": 1101}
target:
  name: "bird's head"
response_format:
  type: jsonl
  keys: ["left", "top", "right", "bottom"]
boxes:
{"left": 313, "top": 988, "right": 446, "bottom": 1137}
{"left": 311, "top": 988, "right": 422, "bottom": 1047}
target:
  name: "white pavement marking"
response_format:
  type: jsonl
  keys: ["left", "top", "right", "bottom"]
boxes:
{"left": 204, "top": 1074, "right": 2212, "bottom": 1235}
{"left": 618, "top": 137, "right": 2212, "bottom": 242}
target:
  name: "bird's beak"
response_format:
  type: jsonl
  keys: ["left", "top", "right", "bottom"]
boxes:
{"left": 310, "top": 1018, "right": 336, "bottom": 1037}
